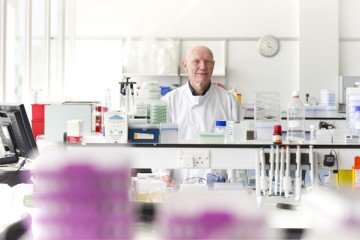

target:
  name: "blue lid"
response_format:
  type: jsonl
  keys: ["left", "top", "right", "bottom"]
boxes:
{"left": 356, "top": 106, "right": 360, "bottom": 112}
{"left": 215, "top": 120, "right": 226, "bottom": 127}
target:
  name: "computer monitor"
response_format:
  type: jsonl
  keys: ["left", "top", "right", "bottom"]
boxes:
{"left": 0, "top": 104, "right": 39, "bottom": 165}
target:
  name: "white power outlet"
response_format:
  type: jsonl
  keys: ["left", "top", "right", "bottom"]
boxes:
{"left": 178, "top": 150, "right": 210, "bottom": 168}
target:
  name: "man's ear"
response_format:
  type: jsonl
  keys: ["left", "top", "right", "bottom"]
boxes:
{"left": 182, "top": 60, "right": 188, "bottom": 71}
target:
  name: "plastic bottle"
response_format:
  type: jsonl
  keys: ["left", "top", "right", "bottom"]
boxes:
{"left": 286, "top": 91, "right": 305, "bottom": 143}
{"left": 352, "top": 106, "right": 360, "bottom": 135}
{"left": 215, "top": 120, "right": 227, "bottom": 134}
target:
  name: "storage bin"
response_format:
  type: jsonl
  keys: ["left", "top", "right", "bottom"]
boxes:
{"left": 160, "top": 123, "right": 178, "bottom": 143}
{"left": 128, "top": 124, "right": 160, "bottom": 143}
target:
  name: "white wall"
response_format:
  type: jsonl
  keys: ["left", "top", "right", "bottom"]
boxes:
{"left": 67, "top": 0, "right": 359, "bottom": 110}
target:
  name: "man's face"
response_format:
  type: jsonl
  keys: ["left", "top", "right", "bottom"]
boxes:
{"left": 183, "top": 47, "right": 215, "bottom": 87}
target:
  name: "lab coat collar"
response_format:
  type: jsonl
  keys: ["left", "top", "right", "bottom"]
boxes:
{"left": 188, "top": 80, "right": 211, "bottom": 96}
{"left": 185, "top": 81, "right": 213, "bottom": 105}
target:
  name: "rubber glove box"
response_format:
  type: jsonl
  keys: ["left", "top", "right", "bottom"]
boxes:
{"left": 128, "top": 124, "right": 160, "bottom": 143}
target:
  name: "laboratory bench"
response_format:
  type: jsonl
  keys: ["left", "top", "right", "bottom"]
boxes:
{"left": 66, "top": 141, "right": 359, "bottom": 170}
{"left": 2, "top": 140, "right": 360, "bottom": 239}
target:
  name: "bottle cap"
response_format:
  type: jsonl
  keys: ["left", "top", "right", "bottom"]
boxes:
{"left": 273, "top": 125, "right": 282, "bottom": 133}
{"left": 355, "top": 106, "right": 360, "bottom": 112}
{"left": 215, "top": 120, "right": 226, "bottom": 127}
{"left": 292, "top": 91, "right": 299, "bottom": 97}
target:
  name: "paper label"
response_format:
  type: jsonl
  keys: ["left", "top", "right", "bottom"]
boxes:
{"left": 134, "top": 133, "right": 154, "bottom": 140}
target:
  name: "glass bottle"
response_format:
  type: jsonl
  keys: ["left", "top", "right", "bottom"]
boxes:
{"left": 273, "top": 125, "right": 282, "bottom": 144}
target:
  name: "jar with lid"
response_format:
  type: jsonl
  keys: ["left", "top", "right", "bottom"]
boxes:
{"left": 215, "top": 120, "right": 227, "bottom": 134}
{"left": 273, "top": 125, "right": 282, "bottom": 144}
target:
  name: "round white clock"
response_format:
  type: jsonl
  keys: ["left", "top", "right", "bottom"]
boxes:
{"left": 257, "top": 35, "right": 280, "bottom": 57}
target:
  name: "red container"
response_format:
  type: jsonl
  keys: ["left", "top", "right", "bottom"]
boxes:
{"left": 32, "top": 104, "right": 46, "bottom": 121}
{"left": 32, "top": 120, "right": 44, "bottom": 139}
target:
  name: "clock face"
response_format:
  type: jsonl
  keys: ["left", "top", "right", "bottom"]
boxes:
{"left": 257, "top": 36, "right": 280, "bottom": 57}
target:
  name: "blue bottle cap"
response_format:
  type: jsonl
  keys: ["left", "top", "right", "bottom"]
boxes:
{"left": 215, "top": 120, "right": 226, "bottom": 127}
{"left": 355, "top": 106, "right": 360, "bottom": 112}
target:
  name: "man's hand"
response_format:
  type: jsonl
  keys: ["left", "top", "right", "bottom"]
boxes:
{"left": 160, "top": 175, "right": 176, "bottom": 187}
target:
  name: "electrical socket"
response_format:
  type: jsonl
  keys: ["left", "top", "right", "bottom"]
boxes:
{"left": 178, "top": 150, "right": 210, "bottom": 168}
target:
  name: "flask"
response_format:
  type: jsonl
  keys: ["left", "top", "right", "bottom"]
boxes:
{"left": 273, "top": 125, "right": 282, "bottom": 144}
{"left": 286, "top": 91, "right": 305, "bottom": 143}
{"left": 352, "top": 106, "right": 360, "bottom": 135}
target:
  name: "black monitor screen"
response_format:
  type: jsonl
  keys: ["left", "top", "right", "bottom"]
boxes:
{"left": 0, "top": 104, "right": 39, "bottom": 165}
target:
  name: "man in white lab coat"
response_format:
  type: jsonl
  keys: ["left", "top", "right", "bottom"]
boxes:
{"left": 154, "top": 45, "right": 240, "bottom": 187}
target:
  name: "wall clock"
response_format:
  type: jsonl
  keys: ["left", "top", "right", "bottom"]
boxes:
{"left": 257, "top": 35, "right": 280, "bottom": 57}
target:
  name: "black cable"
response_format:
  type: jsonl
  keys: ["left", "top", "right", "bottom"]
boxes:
{"left": 0, "top": 159, "right": 26, "bottom": 184}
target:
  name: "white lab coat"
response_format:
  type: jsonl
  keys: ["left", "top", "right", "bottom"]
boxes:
{"left": 154, "top": 82, "right": 241, "bottom": 185}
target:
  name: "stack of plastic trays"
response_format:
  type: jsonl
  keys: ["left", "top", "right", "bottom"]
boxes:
{"left": 33, "top": 153, "right": 132, "bottom": 240}
{"left": 254, "top": 92, "right": 281, "bottom": 141}
{"left": 150, "top": 100, "right": 168, "bottom": 124}
{"left": 147, "top": 81, "right": 161, "bottom": 100}
{"left": 346, "top": 88, "right": 360, "bottom": 130}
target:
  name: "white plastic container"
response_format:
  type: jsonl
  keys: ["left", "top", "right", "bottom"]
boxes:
{"left": 352, "top": 106, "right": 360, "bottom": 135}
{"left": 286, "top": 91, "right": 305, "bottom": 143}
{"left": 160, "top": 123, "right": 178, "bottom": 143}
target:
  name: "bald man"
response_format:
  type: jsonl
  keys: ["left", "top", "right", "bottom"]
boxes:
{"left": 154, "top": 45, "right": 240, "bottom": 186}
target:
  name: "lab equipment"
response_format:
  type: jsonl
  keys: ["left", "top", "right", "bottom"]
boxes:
{"left": 128, "top": 124, "right": 160, "bottom": 144}
{"left": 274, "top": 145, "right": 280, "bottom": 195}
{"left": 353, "top": 156, "right": 360, "bottom": 190}
{"left": 310, "top": 124, "right": 316, "bottom": 143}
{"left": 272, "top": 124, "right": 282, "bottom": 144}
{"left": 259, "top": 148, "right": 267, "bottom": 195}
{"left": 269, "top": 145, "right": 274, "bottom": 196}
{"left": 160, "top": 123, "right": 178, "bottom": 143}
{"left": 282, "top": 146, "right": 291, "bottom": 198}
{"left": 254, "top": 92, "right": 281, "bottom": 141}
{"left": 286, "top": 91, "right": 305, "bottom": 143}
{"left": 352, "top": 106, "right": 360, "bottom": 134}
{"left": 295, "top": 145, "right": 302, "bottom": 200}
{"left": 215, "top": 120, "right": 226, "bottom": 134}
{"left": 0, "top": 104, "right": 38, "bottom": 164}
{"left": 279, "top": 147, "right": 285, "bottom": 194}
{"left": 200, "top": 132, "right": 225, "bottom": 144}
{"left": 149, "top": 100, "right": 168, "bottom": 124}
{"left": 309, "top": 145, "right": 315, "bottom": 188}
{"left": 119, "top": 76, "right": 136, "bottom": 113}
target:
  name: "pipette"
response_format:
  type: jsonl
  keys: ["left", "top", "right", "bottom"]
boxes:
{"left": 260, "top": 148, "right": 267, "bottom": 195}
{"left": 269, "top": 145, "right": 275, "bottom": 196}
{"left": 279, "top": 147, "right": 285, "bottom": 195}
{"left": 274, "top": 145, "right": 280, "bottom": 195}
{"left": 309, "top": 145, "right": 315, "bottom": 188}
{"left": 283, "top": 145, "right": 291, "bottom": 198}
{"left": 295, "top": 145, "right": 301, "bottom": 200}
{"left": 255, "top": 150, "right": 261, "bottom": 199}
